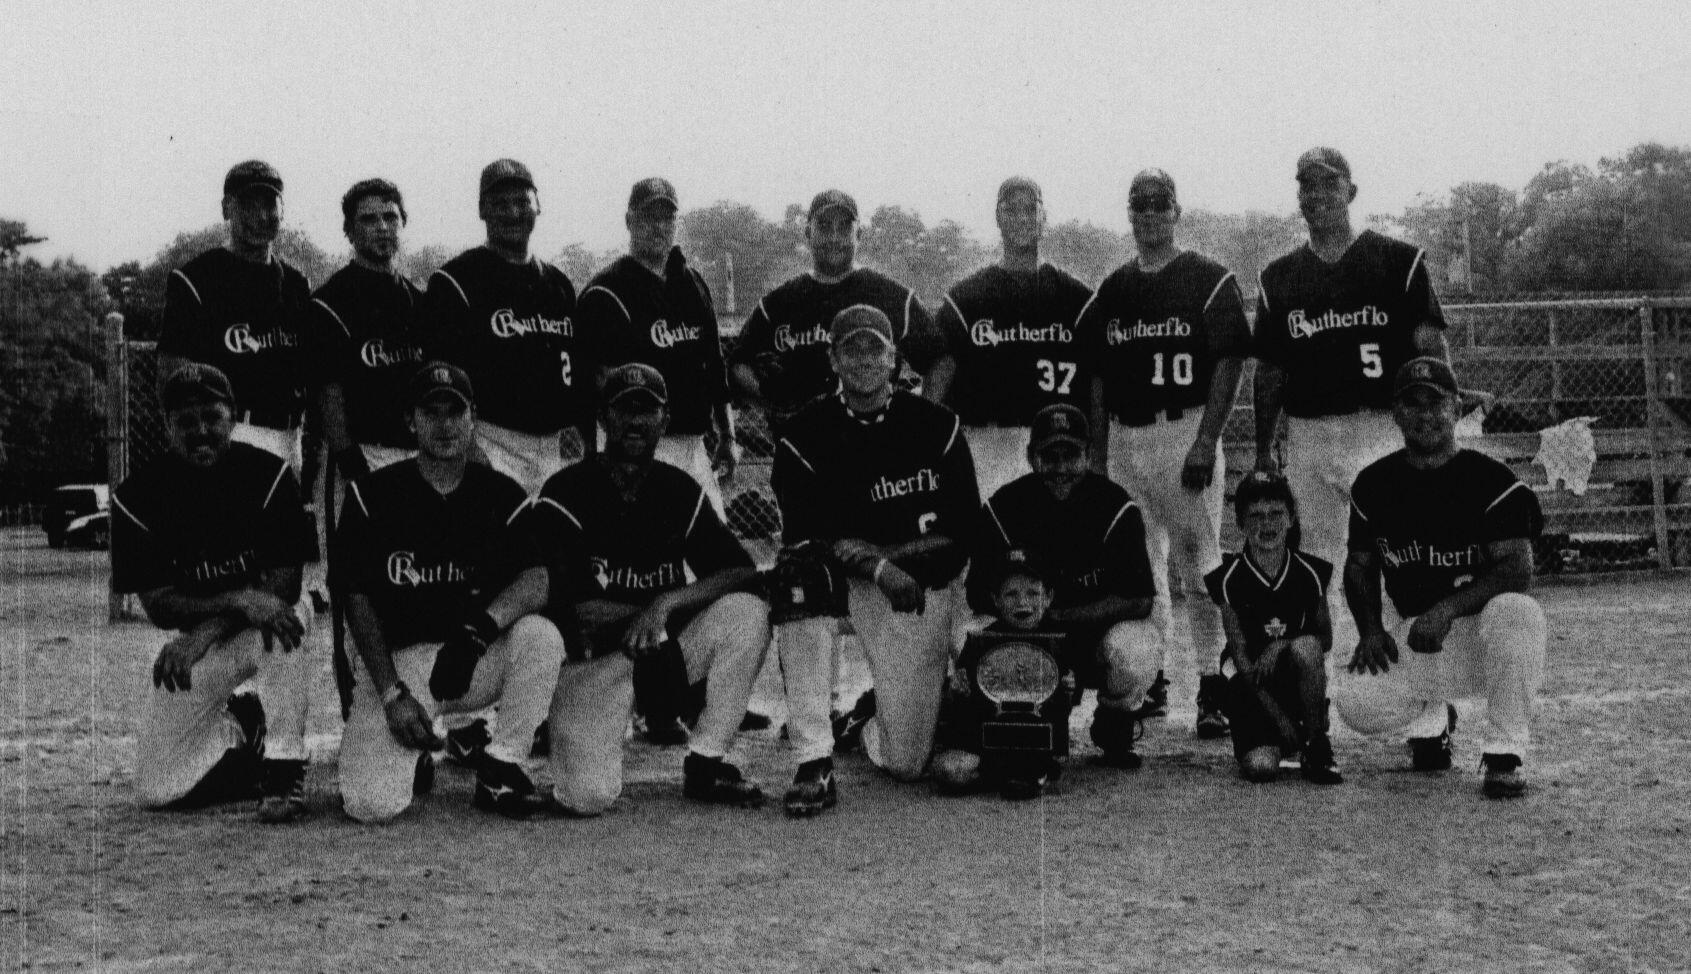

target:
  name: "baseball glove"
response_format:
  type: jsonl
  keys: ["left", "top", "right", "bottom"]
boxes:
{"left": 759, "top": 541, "right": 850, "bottom": 625}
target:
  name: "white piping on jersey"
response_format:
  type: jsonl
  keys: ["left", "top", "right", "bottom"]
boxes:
{"left": 1255, "top": 273, "right": 1270, "bottom": 315}
{"left": 983, "top": 502, "right": 1013, "bottom": 546}
{"left": 582, "top": 285, "right": 632, "bottom": 325}
{"left": 262, "top": 462, "right": 288, "bottom": 509}
{"left": 1074, "top": 288, "right": 1103, "bottom": 331}
{"left": 1405, "top": 250, "right": 1425, "bottom": 293}
{"left": 504, "top": 499, "right": 527, "bottom": 527}
{"left": 1242, "top": 547, "right": 1290, "bottom": 591}
{"left": 1485, "top": 480, "right": 1531, "bottom": 514}
{"left": 170, "top": 269, "right": 204, "bottom": 306}
{"left": 312, "top": 298, "right": 353, "bottom": 338}
{"left": 1215, "top": 557, "right": 1244, "bottom": 605}
{"left": 684, "top": 489, "right": 705, "bottom": 538}
{"left": 348, "top": 481, "right": 370, "bottom": 519}
{"left": 900, "top": 291, "right": 915, "bottom": 340}
{"left": 535, "top": 495, "right": 583, "bottom": 532}
{"left": 1292, "top": 551, "right": 1327, "bottom": 597}
{"left": 433, "top": 269, "right": 471, "bottom": 308}
{"left": 1100, "top": 501, "right": 1136, "bottom": 543}
{"left": 111, "top": 495, "right": 148, "bottom": 534}
{"left": 943, "top": 295, "right": 967, "bottom": 330}
{"left": 777, "top": 438, "right": 816, "bottom": 475}
{"left": 941, "top": 416, "right": 961, "bottom": 456}
{"left": 1201, "top": 273, "right": 1236, "bottom": 314}
{"left": 1349, "top": 499, "right": 1369, "bottom": 523}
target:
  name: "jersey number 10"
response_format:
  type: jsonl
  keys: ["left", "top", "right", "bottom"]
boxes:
{"left": 1150, "top": 352, "right": 1194, "bottom": 386}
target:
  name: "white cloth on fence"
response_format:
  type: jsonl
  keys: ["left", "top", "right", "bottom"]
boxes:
{"left": 1534, "top": 416, "right": 1599, "bottom": 495}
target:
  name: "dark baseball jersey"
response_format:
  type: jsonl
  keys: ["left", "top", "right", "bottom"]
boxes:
{"left": 577, "top": 254, "right": 727, "bottom": 435}
{"left": 308, "top": 263, "right": 426, "bottom": 450}
{"left": 1348, "top": 449, "right": 1542, "bottom": 619}
{"left": 728, "top": 268, "right": 942, "bottom": 421}
{"left": 969, "top": 471, "right": 1154, "bottom": 616}
{"left": 937, "top": 263, "right": 1093, "bottom": 425}
{"left": 420, "top": 247, "right": 587, "bottom": 435}
{"left": 773, "top": 391, "right": 980, "bottom": 589}
{"left": 157, "top": 249, "right": 311, "bottom": 425}
{"left": 1204, "top": 549, "right": 1332, "bottom": 660}
{"left": 1255, "top": 230, "right": 1446, "bottom": 418}
{"left": 1077, "top": 251, "right": 1251, "bottom": 424}
{"left": 111, "top": 442, "right": 318, "bottom": 598}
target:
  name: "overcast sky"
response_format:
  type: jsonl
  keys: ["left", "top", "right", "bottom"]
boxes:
{"left": 5, "top": 0, "right": 1689, "bottom": 271}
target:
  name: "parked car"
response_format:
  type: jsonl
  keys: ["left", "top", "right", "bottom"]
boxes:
{"left": 43, "top": 484, "right": 110, "bottom": 549}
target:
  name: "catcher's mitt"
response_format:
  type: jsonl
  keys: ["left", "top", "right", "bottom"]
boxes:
{"left": 760, "top": 541, "right": 850, "bottom": 624}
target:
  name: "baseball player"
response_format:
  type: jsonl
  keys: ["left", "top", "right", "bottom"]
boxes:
{"left": 966, "top": 404, "right": 1162, "bottom": 768}
{"left": 1204, "top": 471, "right": 1342, "bottom": 785}
{"left": 1252, "top": 147, "right": 1449, "bottom": 652}
{"left": 157, "top": 160, "right": 311, "bottom": 470}
{"left": 1334, "top": 358, "right": 1545, "bottom": 799}
{"left": 421, "top": 158, "right": 592, "bottom": 496}
{"left": 334, "top": 362, "right": 564, "bottom": 820}
{"left": 772, "top": 305, "right": 980, "bottom": 815}
{"left": 728, "top": 189, "right": 948, "bottom": 433}
{"left": 1077, "top": 168, "right": 1250, "bottom": 739}
{"left": 577, "top": 177, "right": 734, "bottom": 513}
{"left": 111, "top": 364, "right": 318, "bottom": 822}
{"left": 935, "top": 176, "right": 1093, "bottom": 497}
{"left": 523, "top": 363, "right": 772, "bottom": 815}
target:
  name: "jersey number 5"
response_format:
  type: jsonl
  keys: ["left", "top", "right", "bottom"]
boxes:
{"left": 1359, "top": 343, "right": 1383, "bottom": 379}
{"left": 1150, "top": 352, "right": 1194, "bottom": 386}
{"left": 1036, "top": 359, "right": 1076, "bottom": 394}
{"left": 560, "top": 351, "right": 573, "bottom": 386}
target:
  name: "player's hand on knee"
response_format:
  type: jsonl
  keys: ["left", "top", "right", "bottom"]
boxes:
{"left": 260, "top": 607, "right": 305, "bottom": 653}
{"left": 1180, "top": 439, "right": 1217, "bottom": 490}
{"left": 153, "top": 633, "right": 212, "bottom": 692}
{"left": 429, "top": 610, "right": 498, "bottom": 701}
{"left": 621, "top": 601, "right": 673, "bottom": 660}
{"left": 232, "top": 590, "right": 301, "bottom": 650}
{"left": 1348, "top": 631, "right": 1398, "bottom": 675}
{"left": 1250, "top": 641, "right": 1287, "bottom": 685}
{"left": 383, "top": 689, "right": 441, "bottom": 751}
{"left": 1407, "top": 607, "right": 1453, "bottom": 654}
{"left": 877, "top": 562, "right": 925, "bottom": 614}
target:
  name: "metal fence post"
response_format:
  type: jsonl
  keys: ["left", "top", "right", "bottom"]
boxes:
{"left": 1640, "top": 302, "right": 1672, "bottom": 569}
{"left": 104, "top": 315, "right": 128, "bottom": 622}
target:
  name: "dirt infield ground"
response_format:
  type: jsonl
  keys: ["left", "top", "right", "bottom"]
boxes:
{"left": 4, "top": 527, "right": 1689, "bottom": 974}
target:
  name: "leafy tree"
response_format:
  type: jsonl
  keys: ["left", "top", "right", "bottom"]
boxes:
{"left": 0, "top": 220, "right": 48, "bottom": 267}
{"left": 111, "top": 223, "right": 336, "bottom": 339}
{"left": 1042, "top": 219, "right": 1128, "bottom": 287}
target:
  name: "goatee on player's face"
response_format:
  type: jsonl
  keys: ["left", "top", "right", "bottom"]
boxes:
{"left": 224, "top": 190, "right": 282, "bottom": 250}
{"left": 992, "top": 575, "right": 1052, "bottom": 631}
{"left": 410, "top": 395, "right": 474, "bottom": 461}
{"left": 829, "top": 334, "right": 897, "bottom": 399}
{"left": 1129, "top": 192, "right": 1178, "bottom": 251}
{"left": 348, "top": 198, "right": 404, "bottom": 265}
{"left": 480, "top": 185, "right": 540, "bottom": 251}
{"left": 602, "top": 398, "right": 669, "bottom": 462}
{"left": 1393, "top": 386, "right": 1459, "bottom": 457}
{"left": 996, "top": 193, "right": 1044, "bottom": 252}
{"left": 1297, "top": 171, "right": 1355, "bottom": 231}
{"left": 167, "top": 401, "right": 235, "bottom": 468}
{"left": 806, "top": 209, "right": 857, "bottom": 276}
{"left": 627, "top": 204, "right": 678, "bottom": 266}
{"left": 1031, "top": 441, "right": 1087, "bottom": 500}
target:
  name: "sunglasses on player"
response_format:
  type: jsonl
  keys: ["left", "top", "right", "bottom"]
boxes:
{"left": 1129, "top": 195, "right": 1175, "bottom": 214}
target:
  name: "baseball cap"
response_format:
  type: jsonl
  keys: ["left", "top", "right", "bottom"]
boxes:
{"left": 828, "top": 304, "right": 895, "bottom": 348}
{"left": 408, "top": 361, "right": 475, "bottom": 408}
{"left": 1129, "top": 168, "right": 1177, "bottom": 201}
{"left": 603, "top": 362, "right": 670, "bottom": 406}
{"left": 479, "top": 158, "right": 535, "bottom": 200}
{"left": 628, "top": 177, "right": 679, "bottom": 212}
{"left": 983, "top": 548, "right": 1054, "bottom": 592}
{"left": 161, "top": 363, "right": 235, "bottom": 412}
{"left": 1030, "top": 403, "right": 1090, "bottom": 451}
{"left": 223, "top": 160, "right": 283, "bottom": 197}
{"left": 807, "top": 189, "right": 859, "bottom": 222}
{"left": 1393, "top": 357, "right": 1459, "bottom": 400}
{"left": 1296, "top": 147, "right": 1352, "bottom": 181}
{"left": 996, "top": 176, "right": 1043, "bottom": 206}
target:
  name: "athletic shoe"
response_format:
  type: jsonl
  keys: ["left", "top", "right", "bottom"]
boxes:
{"left": 412, "top": 752, "right": 435, "bottom": 797}
{"left": 1088, "top": 706, "right": 1144, "bottom": 770}
{"left": 739, "top": 711, "right": 774, "bottom": 732}
{"left": 1000, "top": 774, "right": 1048, "bottom": 801}
{"left": 444, "top": 718, "right": 491, "bottom": 767}
{"left": 682, "top": 753, "right": 766, "bottom": 808}
{"left": 783, "top": 758, "right": 838, "bottom": 817}
{"left": 831, "top": 691, "right": 876, "bottom": 753}
{"left": 1301, "top": 734, "right": 1343, "bottom": 785}
{"left": 1132, "top": 670, "right": 1170, "bottom": 719}
{"left": 639, "top": 715, "right": 690, "bottom": 747}
{"left": 226, "top": 691, "right": 266, "bottom": 760}
{"left": 256, "top": 759, "right": 309, "bottom": 824}
{"left": 1409, "top": 704, "right": 1458, "bottom": 771}
{"left": 530, "top": 720, "right": 550, "bottom": 758}
{"left": 472, "top": 755, "right": 542, "bottom": 819}
{"left": 1481, "top": 753, "right": 1527, "bottom": 799}
{"left": 1196, "top": 674, "right": 1230, "bottom": 739}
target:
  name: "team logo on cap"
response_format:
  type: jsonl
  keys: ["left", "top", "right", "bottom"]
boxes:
{"left": 1048, "top": 413, "right": 1074, "bottom": 434}
{"left": 432, "top": 366, "right": 451, "bottom": 384}
{"left": 1410, "top": 362, "right": 1433, "bottom": 380}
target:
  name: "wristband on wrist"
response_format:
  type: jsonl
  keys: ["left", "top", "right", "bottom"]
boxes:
{"left": 381, "top": 680, "right": 409, "bottom": 707}
{"left": 871, "top": 558, "right": 890, "bottom": 584}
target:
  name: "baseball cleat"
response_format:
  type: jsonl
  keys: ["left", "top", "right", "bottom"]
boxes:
{"left": 1132, "top": 670, "right": 1170, "bottom": 719}
{"left": 530, "top": 720, "right": 551, "bottom": 758}
{"left": 999, "top": 774, "right": 1047, "bottom": 801}
{"left": 412, "top": 752, "right": 435, "bottom": 797}
{"left": 1195, "top": 674, "right": 1230, "bottom": 739}
{"left": 639, "top": 715, "right": 691, "bottom": 747}
{"left": 1408, "top": 704, "right": 1458, "bottom": 771}
{"left": 682, "top": 753, "right": 766, "bottom": 808}
{"left": 831, "top": 691, "right": 876, "bottom": 753}
{"left": 1088, "top": 706, "right": 1144, "bottom": 770}
{"left": 1480, "top": 754, "right": 1527, "bottom": 799}
{"left": 444, "top": 718, "right": 491, "bottom": 767}
{"left": 783, "top": 758, "right": 837, "bottom": 817}
{"left": 472, "top": 755, "right": 543, "bottom": 819}
{"left": 256, "top": 759, "right": 309, "bottom": 824}
{"left": 1301, "top": 734, "right": 1343, "bottom": 786}
{"left": 226, "top": 691, "right": 267, "bottom": 760}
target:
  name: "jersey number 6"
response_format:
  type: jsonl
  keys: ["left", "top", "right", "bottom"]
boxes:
{"left": 1036, "top": 359, "right": 1076, "bottom": 394}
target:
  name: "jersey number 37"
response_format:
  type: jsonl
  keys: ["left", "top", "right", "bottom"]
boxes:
{"left": 1036, "top": 359, "right": 1076, "bottom": 394}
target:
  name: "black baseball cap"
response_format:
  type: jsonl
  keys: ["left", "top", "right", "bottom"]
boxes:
{"left": 628, "top": 177, "right": 679, "bottom": 212}
{"left": 1393, "top": 357, "right": 1459, "bottom": 400}
{"left": 161, "top": 363, "right": 236, "bottom": 412}
{"left": 808, "top": 189, "right": 858, "bottom": 222}
{"left": 480, "top": 158, "right": 535, "bottom": 200}
{"left": 997, "top": 176, "right": 1043, "bottom": 206}
{"left": 1030, "top": 403, "right": 1090, "bottom": 451}
{"left": 983, "top": 548, "right": 1054, "bottom": 592}
{"left": 828, "top": 304, "right": 894, "bottom": 348}
{"left": 223, "top": 160, "right": 283, "bottom": 197}
{"left": 408, "top": 361, "right": 474, "bottom": 408}
{"left": 1129, "top": 168, "right": 1177, "bottom": 201}
{"left": 1296, "top": 147, "right": 1352, "bottom": 181}
{"left": 603, "top": 362, "right": 670, "bottom": 406}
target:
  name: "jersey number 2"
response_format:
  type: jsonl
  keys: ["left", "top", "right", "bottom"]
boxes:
{"left": 1037, "top": 359, "right": 1076, "bottom": 394}
{"left": 1151, "top": 352, "right": 1193, "bottom": 386}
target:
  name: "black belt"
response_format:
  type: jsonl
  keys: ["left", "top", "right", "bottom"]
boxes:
{"left": 236, "top": 408, "right": 302, "bottom": 431}
{"left": 1114, "top": 406, "right": 1185, "bottom": 428}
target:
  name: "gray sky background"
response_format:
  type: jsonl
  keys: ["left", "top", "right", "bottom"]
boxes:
{"left": 5, "top": 0, "right": 1689, "bottom": 271}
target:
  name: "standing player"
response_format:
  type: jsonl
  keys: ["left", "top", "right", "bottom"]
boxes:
{"left": 112, "top": 364, "right": 318, "bottom": 822}
{"left": 969, "top": 404, "right": 1162, "bottom": 768}
{"left": 1077, "top": 168, "right": 1250, "bottom": 738}
{"left": 936, "top": 177, "right": 1093, "bottom": 496}
{"left": 525, "top": 363, "right": 772, "bottom": 815}
{"left": 577, "top": 177, "right": 734, "bottom": 512}
{"left": 157, "top": 160, "right": 311, "bottom": 470}
{"left": 1252, "top": 147, "right": 1449, "bottom": 648}
{"left": 334, "top": 362, "right": 564, "bottom": 820}
{"left": 772, "top": 305, "right": 980, "bottom": 814}
{"left": 1335, "top": 358, "right": 1545, "bottom": 798}
{"left": 422, "top": 158, "right": 592, "bottom": 496}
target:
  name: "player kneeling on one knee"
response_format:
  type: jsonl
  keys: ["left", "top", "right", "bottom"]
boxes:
{"left": 523, "top": 364, "right": 772, "bottom": 816}
{"left": 1334, "top": 358, "right": 1546, "bottom": 799}
{"left": 336, "top": 363, "right": 564, "bottom": 821}
{"left": 113, "top": 364, "right": 318, "bottom": 823}
{"left": 1203, "top": 472, "right": 1341, "bottom": 785}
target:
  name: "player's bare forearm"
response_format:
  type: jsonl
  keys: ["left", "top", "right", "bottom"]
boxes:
{"left": 655, "top": 566, "right": 761, "bottom": 620}
{"left": 1218, "top": 604, "right": 1251, "bottom": 668}
{"left": 575, "top": 598, "right": 642, "bottom": 630}
{"left": 1047, "top": 594, "right": 1151, "bottom": 630}
{"left": 482, "top": 567, "right": 551, "bottom": 630}
{"left": 1342, "top": 549, "right": 1386, "bottom": 636}
{"left": 1313, "top": 595, "right": 1334, "bottom": 654}
{"left": 345, "top": 592, "right": 400, "bottom": 692}
{"left": 257, "top": 565, "right": 304, "bottom": 606}
{"left": 1412, "top": 323, "right": 1449, "bottom": 360}
{"left": 140, "top": 579, "right": 290, "bottom": 632}
{"left": 1198, "top": 356, "right": 1245, "bottom": 446}
{"left": 1251, "top": 360, "right": 1285, "bottom": 469}
{"left": 922, "top": 354, "right": 956, "bottom": 404}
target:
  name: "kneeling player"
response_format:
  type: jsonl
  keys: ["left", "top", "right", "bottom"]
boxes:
{"left": 112, "top": 364, "right": 318, "bottom": 822}
{"left": 1203, "top": 472, "right": 1341, "bottom": 785}
{"left": 334, "top": 363, "right": 564, "bottom": 821}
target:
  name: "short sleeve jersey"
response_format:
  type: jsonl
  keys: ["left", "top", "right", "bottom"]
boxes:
{"left": 1077, "top": 251, "right": 1251, "bottom": 423}
{"left": 308, "top": 263, "right": 426, "bottom": 449}
{"left": 773, "top": 392, "right": 980, "bottom": 589}
{"left": 157, "top": 249, "right": 312, "bottom": 422}
{"left": 971, "top": 471, "right": 1154, "bottom": 615}
{"left": 937, "top": 263, "right": 1093, "bottom": 425}
{"left": 577, "top": 255, "right": 727, "bottom": 435}
{"left": 1204, "top": 549, "right": 1332, "bottom": 659}
{"left": 728, "top": 268, "right": 941, "bottom": 421}
{"left": 332, "top": 460, "right": 535, "bottom": 648}
{"left": 111, "top": 442, "right": 318, "bottom": 598}
{"left": 421, "top": 247, "right": 586, "bottom": 435}
{"left": 1254, "top": 230, "right": 1447, "bottom": 418}
{"left": 1348, "top": 449, "right": 1542, "bottom": 618}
